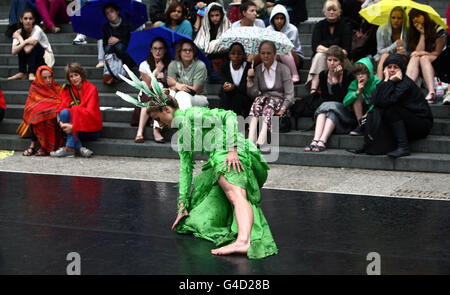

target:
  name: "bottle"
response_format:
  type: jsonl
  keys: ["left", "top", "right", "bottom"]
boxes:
{"left": 436, "top": 82, "right": 445, "bottom": 101}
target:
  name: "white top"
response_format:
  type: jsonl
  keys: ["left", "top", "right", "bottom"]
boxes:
{"left": 139, "top": 60, "right": 151, "bottom": 75}
{"left": 13, "top": 25, "right": 52, "bottom": 53}
{"left": 230, "top": 61, "right": 247, "bottom": 87}
{"left": 261, "top": 60, "right": 277, "bottom": 89}
{"left": 231, "top": 18, "right": 265, "bottom": 28}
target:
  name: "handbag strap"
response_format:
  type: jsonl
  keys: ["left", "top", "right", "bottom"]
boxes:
{"left": 67, "top": 84, "right": 81, "bottom": 107}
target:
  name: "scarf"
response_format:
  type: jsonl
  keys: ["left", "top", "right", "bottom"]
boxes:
{"left": 23, "top": 65, "right": 62, "bottom": 125}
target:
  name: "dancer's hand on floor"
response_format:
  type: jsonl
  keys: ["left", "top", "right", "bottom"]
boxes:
{"left": 172, "top": 204, "right": 189, "bottom": 230}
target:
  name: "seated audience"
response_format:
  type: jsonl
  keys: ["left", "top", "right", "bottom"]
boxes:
{"left": 134, "top": 37, "right": 172, "bottom": 144}
{"left": 0, "top": 89, "right": 5, "bottom": 123}
{"left": 35, "top": 0, "right": 70, "bottom": 33}
{"left": 247, "top": 41, "right": 294, "bottom": 147}
{"left": 9, "top": 9, "right": 52, "bottom": 81}
{"left": 267, "top": 4, "right": 304, "bottom": 83}
{"left": 194, "top": 2, "right": 231, "bottom": 74}
{"left": 167, "top": 39, "right": 209, "bottom": 109}
{"left": 304, "top": 45, "right": 354, "bottom": 152}
{"left": 161, "top": 1, "right": 194, "bottom": 38}
{"left": 22, "top": 65, "right": 64, "bottom": 156}
{"left": 343, "top": 57, "right": 380, "bottom": 136}
{"left": 374, "top": 6, "right": 408, "bottom": 79}
{"left": 266, "top": 0, "right": 308, "bottom": 26}
{"left": 231, "top": 1, "right": 265, "bottom": 28}
{"left": 307, "top": 0, "right": 352, "bottom": 88}
{"left": 102, "top": 2, "right": 136, "bottom": 69}
{"left": 51, "top": 63, "right": 102, "bottom": 158}
{"left": 219, "top": 42, "right": 253, "bottom": 117}
{"left": 406, "top": 9, "right": 446, "bottom": 104}
{"left": 371, "top": 54, "right": 433, "bottom": 157}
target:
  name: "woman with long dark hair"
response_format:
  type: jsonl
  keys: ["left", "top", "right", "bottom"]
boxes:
{"left": 162, "top": 1, "right": 193, "bottom": 38}
{"left": 406, "top": 9, "right": 446, "bottom": 103}
{"left": 134, "top": 37, "right": 172, "bottom": 144}
{"left": 8, "top": 8, "right": 52, "bottom": 80}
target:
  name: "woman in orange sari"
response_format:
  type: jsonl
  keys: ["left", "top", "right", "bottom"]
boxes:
{"left": 22, "top": 65, "right": 64, "bottom": 156}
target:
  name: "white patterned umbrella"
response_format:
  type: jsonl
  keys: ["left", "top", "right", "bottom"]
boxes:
{"left": 217, "top": 26, "right": 294, "bottom": 55}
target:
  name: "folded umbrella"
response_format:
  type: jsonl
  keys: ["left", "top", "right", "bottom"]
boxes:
{"left": 70, "top": 0, "right": 148, "bottom": 40}
{"left": 126, "top": 26, "right": 210, "bottom": 67}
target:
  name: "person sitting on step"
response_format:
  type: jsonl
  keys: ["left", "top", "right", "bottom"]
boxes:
{"left": 370, "top": 54, "right": 433, "bottom": 158}
{"left": 304, "top": 45, "right": 354, "bottom": 152}
{"left": 8, "top": 8, "right": 52, "bottom": 81}
{"left": 343, "top": 57, "right": 380, "bottom": 136}
{"left": 51, "top": 63, "right": 102, "bottom": 158}
{"left": 247, "top": 41, "right": 294, "bottom": 148}
{"left": 35, "top": 0, "right": 71, "bottom": 33}
{"left": 266, "top": 4, "right": 304, "bottom": 83}
{"left": 22, "top": 65, "right": 64, "bottom": 156}
{"left": 134, "top": 37, "right": 172, "bottom": 144}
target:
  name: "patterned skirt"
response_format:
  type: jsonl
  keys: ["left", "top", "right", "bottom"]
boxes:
{"left": 249, "top": 95, "right": 286, "bottom": 131}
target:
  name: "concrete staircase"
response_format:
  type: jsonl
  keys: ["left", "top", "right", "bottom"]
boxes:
{"left": 0, "top": 2, "right": 449, "bottom": 173}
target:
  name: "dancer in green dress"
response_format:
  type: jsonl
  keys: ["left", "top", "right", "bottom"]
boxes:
{"left": 116, "top": 65, "right": 278, "bottom": 259}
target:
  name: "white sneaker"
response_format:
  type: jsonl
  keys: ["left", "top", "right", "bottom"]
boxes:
{"left": 73, "top": 33, "right": 87, "bottom": 45}
{"left": 443, "top": 92, "right": 450, "bottom": 105}
{"left": 425, "top": 92, "right": 436, "bottom": 104}
{"left": 96, "top": 61, "right": 104, "bottom": 68}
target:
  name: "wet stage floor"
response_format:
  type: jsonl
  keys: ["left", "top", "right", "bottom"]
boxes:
{"left": 0, "top": 171, "right": 449, "bottom": 275}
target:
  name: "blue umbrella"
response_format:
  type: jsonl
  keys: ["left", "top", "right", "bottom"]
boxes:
{"left": 70, "top": 0, "right": 148, "bottom": 40}
{"left": 126, "top": 26, "right": 210, "bottom": 67}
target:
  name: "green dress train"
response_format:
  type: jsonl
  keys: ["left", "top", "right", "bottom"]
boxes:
{"left": 173, "top": 107, "right": 278, "bottom": 259}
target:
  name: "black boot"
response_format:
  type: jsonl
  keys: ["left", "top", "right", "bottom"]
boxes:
{"left": 387, "top": 121, "right": 410, "bottom": 158}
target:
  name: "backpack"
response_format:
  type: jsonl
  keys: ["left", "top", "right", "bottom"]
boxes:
{"left": 103, "top": 53, "right": 127, "bottom": 85}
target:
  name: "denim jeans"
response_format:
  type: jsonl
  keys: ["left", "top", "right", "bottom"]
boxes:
{"left": 59, "top": 109, "right": 101, "bottom": 149}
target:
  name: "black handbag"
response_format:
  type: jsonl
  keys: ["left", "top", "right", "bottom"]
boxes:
{"left": 279, "top": 115, "right": 291, "bottom": 133}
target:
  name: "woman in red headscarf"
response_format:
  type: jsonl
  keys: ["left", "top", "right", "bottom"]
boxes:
{"left": 22, "top": 65, "right": 64, "bottom": 156}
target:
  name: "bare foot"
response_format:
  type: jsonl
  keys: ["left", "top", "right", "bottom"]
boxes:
{"left": 8, "top": 72, "right": 27, "bottom": 80}
{"left": 211, "top": 240, "right": 250, "bottom": 256}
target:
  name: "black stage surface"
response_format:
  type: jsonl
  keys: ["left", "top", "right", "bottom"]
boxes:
{"left": 0, "top": 171, "right": 449, "bottom": 275}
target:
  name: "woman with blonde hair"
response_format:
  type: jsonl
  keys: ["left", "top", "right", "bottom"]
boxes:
{"left": 306, "top": 0, "right": 352, "bottom": 90}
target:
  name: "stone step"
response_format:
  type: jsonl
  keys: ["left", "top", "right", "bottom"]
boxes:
{"left": 1, "top": 116, "right": 449, "bottom": 154}
{"left": 0, "top": 54, "right": 101, "bottom": 66}
{"left": 0, "top": 80, "right": 310, "bottom": 96}
{"left": 0, "top": 43, "right": 99, "bottom": 55}
{"left": 0, "top": 31, "right": 314, "bottom": 45}
{"left": 0, "top": 133, "right": 449, "bottom": 173}
{"left": 0, "top": 65, "right": 311, "bottom": 81}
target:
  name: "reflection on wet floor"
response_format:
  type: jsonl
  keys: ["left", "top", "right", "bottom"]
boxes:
{"left": 0, "top": 172, "right": 449, "bottom": 275}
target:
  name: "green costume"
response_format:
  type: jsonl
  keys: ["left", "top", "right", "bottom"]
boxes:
{"left": 343, "top": 57, "right": 381, "bottom": 112}
{"left": 173, "top": 107, "right": 278, "bottom": 259}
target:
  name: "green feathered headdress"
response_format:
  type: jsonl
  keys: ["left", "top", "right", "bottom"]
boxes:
{"left": 115, "top": 64, "right": 169, "bottom": 108}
